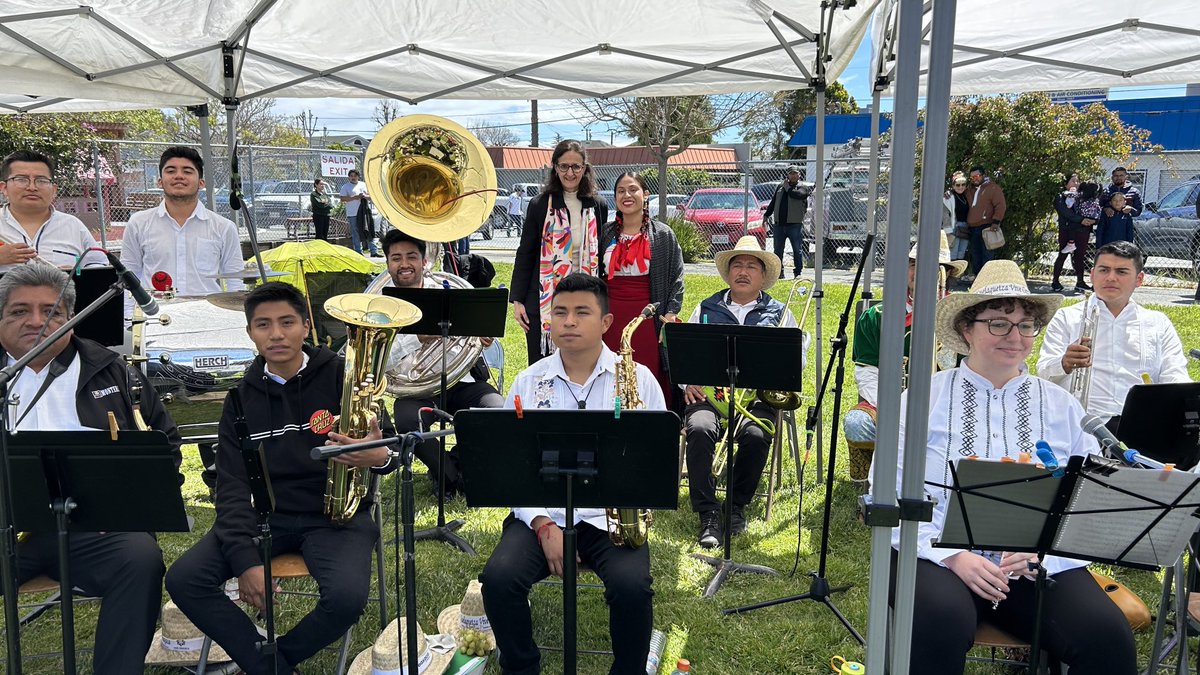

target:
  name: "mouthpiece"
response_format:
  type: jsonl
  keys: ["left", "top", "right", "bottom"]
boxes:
{"left": 641, "top": 303, "right": 657, "bottom": 318}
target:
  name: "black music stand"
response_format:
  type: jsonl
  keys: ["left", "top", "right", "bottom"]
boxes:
{"left": 1116, "top": 383, "right": 1200, "bottom": 470}
{"left": 455, "top": 409, "right": 680, "bottom": 675}
{"left": 9, "top": 430, "right": 186, "bottom": 674}
{"left": 663, "top": 322, "right": 805, "bottom": 598}
{"left": 937, "top": 454, "right": 1200, "bottom": 674}
{"left": 382, "top": 284, "right": 507, "bottom": 554}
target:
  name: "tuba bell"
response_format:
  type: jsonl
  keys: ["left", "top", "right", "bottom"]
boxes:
{"left": 322, "top": 293, "right": 422, "bottom": 524}
{"left": 363, "top": 114, "right": 497, "bottom": 244}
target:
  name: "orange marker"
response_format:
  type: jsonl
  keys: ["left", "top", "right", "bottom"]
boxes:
{"left": 514, "top": 394, "right": 524, "bottom": 419}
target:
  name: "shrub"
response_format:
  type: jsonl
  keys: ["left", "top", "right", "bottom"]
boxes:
{"left": 668, "top": 215, "right": 709, "bottom": 262}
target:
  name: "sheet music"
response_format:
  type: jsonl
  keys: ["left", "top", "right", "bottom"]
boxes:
{"left": 1055, "top": 467, "right": 1200, "bottom": 567}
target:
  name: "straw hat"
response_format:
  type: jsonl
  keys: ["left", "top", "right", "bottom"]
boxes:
{"left": 144, "top": 601, "right": 232, "bottom": 666}
{"left": 934, "top": 260, "right": 1063, "bottom": 355}
{"left": 910, "top": 232, "right": 968, "bottom": 277}
{"left": 715, "top": 235, "right": 781, "bottom": 290}
{"left": 438, "top": 580, "right": 495, "bottom": 652}
{"left": 347, "top": 618, "right": 454, "bottom": 675}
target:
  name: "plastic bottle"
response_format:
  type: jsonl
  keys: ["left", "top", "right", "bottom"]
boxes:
{"left": 671, "top": 659, "right": 691, "bottom": 674}
{"left": 645, "top": 630, "right": 666, "bottom": 674}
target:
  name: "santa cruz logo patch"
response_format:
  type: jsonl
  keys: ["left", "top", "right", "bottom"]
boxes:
{"left": 309, "top": 409, "right": 335, "bottom": 435}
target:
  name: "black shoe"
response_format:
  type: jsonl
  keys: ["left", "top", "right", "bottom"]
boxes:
{"left": 1074, "top": 282, "right": 1092, "bottom": 292}
{"left": 697, "top": 510, "right": 722, "bottom": 549}
{"left": 1050, "top": 282, "right": 1064, "bottom": 292}
{"left": 730, "top": 506, "right": 748, "bottom": 537}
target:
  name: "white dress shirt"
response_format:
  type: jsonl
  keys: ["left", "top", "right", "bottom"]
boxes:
{"left": 0, "top": 207, "right": 105, "bottom": 272}
{"left": 1037, "top": 297, "right": 1190, "bottom": 419}
{"left": 504, "top": 345, "right": 666, "bottom": 530}
{"left": 7, "top": 351, "right": 94, "bottom": 432}
{"left": 120, "top": 200, "right": 244, "bottom": 299}
{"left": 871, "top": 362, "right": 1098, "bottom": 575}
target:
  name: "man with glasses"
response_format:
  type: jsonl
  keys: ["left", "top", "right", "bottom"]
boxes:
{"left": 0, "top": 264, "right": 182, "bottom": 674}
{"left": 0, "top": 150, "right": 105, "bottom": 272}
{"left": 680, "top": 236, "right": 797, "bottom": 548}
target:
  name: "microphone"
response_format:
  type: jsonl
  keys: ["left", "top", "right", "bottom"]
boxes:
{"left": 1189, "top": 348, "right": 1200, "bottom": 361}
{"left": 1080, "top": 414, "right": 1133, "bottom": 464}
{"left": 1034, "top": 440, "right": 1064, "bottom": 478}
{"left": 229, "top": 145, "right": 244, "bottom": 212}
{"left": 104, "top": 250, "right": 159, "bottom": 316}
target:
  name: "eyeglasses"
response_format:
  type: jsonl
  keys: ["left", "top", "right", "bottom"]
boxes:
{"left": 4, "top": 176, "right": 52, "bottom": 188}
{"left": 971, "top": 318, "right": 1042, "bottom": 337}
{"left": 556, "top": 163, "right": 584, "bottom": 174}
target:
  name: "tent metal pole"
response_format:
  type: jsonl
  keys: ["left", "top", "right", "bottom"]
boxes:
{"left": 190, "top": 104, "right": 215, "bottom": 211}
{"left": 813, "top": 88, "right": 825, "bottom": 475}
{"left": 861, "top": 90, "right": 883, "bottom": 296}
{"left": 864, "top": 0, "right": 925, "bottom": 672}
{"left": 223, "top": 45, "right": 267, "bottom": 284}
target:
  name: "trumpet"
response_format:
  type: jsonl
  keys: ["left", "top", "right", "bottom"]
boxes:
{"left": 1069, "top": 292, "right": 1098, "bottom": 409}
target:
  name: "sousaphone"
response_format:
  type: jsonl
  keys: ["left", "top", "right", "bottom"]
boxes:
{"left": 364, "top": 114, "right": 497, "bottom": 243}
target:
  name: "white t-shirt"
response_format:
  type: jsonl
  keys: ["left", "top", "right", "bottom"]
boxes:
{"left": 340, "top": 181, "right": 368, "bottom": 218}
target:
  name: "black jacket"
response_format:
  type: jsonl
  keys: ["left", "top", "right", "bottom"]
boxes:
{"left": 213, "top": 345, "right": 397, "bottom": 576}
{"left": 509, "top": 190, "right": 609, "bottom": 308}
{"left": 1053, "top": 192, "right": 1087, "bottom": 234}
{"left": 765, "top": 181, "right": 811, "bottom": 225}
{"left": 3, "top": 336, "right": 183, "bottom": 469}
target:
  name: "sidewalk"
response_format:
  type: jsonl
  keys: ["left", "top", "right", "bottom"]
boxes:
{"left": 473, "top": 246, "right": 1200, "bottom": 308}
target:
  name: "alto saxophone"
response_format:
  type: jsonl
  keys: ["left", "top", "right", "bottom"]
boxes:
{"left": 323, "top": 293, "right": 420, "bottom": 524}
{"left": 607, "top": 303, "right": 657, "bottom": 548}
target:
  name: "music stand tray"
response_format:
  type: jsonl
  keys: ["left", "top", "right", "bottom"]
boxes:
{"left": 1116, "top": 382, "right": 1200, "bottom": 470}
{"left": 662, "top": 322, "right": 805, "bottom": 598}
{"left": 8, "top": 429, "right": 186, "bottom": 674}
{"left": 455, "top": 409, "right": 679, "bottom": 675}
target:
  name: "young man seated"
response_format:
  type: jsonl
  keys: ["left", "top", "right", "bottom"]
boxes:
{"left": 479, "top": 273, "right": 663, "bottom": 675}
{"left": 166, "top": 282, "right": 398, "bottom": 675}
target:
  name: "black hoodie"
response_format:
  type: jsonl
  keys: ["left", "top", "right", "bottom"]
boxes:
{"left": 213, "top": 345, "right": 397, "bottom": 576}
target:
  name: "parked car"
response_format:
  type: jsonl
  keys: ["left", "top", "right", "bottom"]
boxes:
{"left": 678, "top": 188, "right": 767, "bottom": 254}
{"left": 476, "top": 187, "right": 513, "bottom": 240}
{"left": 1134, "top": 179, "right": 1200, "bottom": 267}
{"left": 597, "top": 190, "right": 617, "bottom": 212}
{"left": 647, "top": 193, "right": 688, "bottom": 221}
{"left": 751, "top": 181, "right": 781, "bottom": 212}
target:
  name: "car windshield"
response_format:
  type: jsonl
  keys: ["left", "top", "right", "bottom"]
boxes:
{"left": 689, "top": 193, "right": 753, "bottom": 210}
{"left": 1158, "top": 183, "right": 1197, "bottom": 209}
{"left": 751, "top": 184, "right": 778, "bottom": 201}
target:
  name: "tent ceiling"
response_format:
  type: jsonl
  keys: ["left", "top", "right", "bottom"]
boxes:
{"left": 871, "top": 0, "right": 1200, "bottom": 96}
{"left": 0, "top": 0, "right": 878, "bottom": 110}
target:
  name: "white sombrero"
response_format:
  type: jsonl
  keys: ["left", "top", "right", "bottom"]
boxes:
{"left": 714, "top": 235, "right": 781, "bottom": 289}
{"left": 347, "top": 618, "right": 454, "bottom": 675}
{"left": 437, "top": 579, "right": 495, "bottom": 653}
{"left": 934, "top": 260, "right": 1063, "bottom": 355}
{"left": 910, "top": 232, "right": 968, "bottom": 277}
{"left": 144, "top": 601, "right": 232, "bottom": 666}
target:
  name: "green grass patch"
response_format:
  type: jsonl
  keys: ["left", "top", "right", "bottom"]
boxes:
{"left": 6, "top": 263, "right": 1200, "bottom": 673}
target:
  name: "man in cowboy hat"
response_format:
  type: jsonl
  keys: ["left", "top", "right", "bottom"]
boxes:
{"left": 842, "top": 233, "right": 966, "bottom": 488}
{"left": 681, "top": 235, "right": 799, "bottom": 548}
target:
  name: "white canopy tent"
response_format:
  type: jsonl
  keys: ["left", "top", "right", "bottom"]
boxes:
{"left": 862, "top": 3, "right": 1200, "bottom": 675}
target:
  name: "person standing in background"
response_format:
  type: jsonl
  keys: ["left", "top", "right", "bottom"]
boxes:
{"left": 763, "top": 165, "right": 810, "bottom": 278}
{"left": 338, "top": 169, "right": 379, "bottom": 257}
{"left": 942, "top": 171, "right": 970, "bottom": 263}
{"left": 965, "top": 165, "right": 1006, "bottom": 274}
{"left": 309, "top": 178, "right": 332, "bottom": 242}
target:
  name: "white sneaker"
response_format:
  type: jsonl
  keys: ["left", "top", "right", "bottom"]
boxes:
{"left": 1061, "top": 242, "right": 1076, "bottom": 254}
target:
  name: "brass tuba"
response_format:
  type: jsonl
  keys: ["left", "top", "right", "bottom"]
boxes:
{"left": 323, "top": 293, "right": 422, "bottom": 524}
{"left": 365, "top": 269, "right": 484, "bottom": 399}
{"left": 607, "top": 303, "right": 657, "bottom": 548}
{"left": 364, "top": 114, "right": 497, "bottom": 244}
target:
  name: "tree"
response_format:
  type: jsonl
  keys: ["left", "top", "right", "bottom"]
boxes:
{"left": 741, "top": 81, "right": 859, "bottom": 159}
{"left": 0, "top": 114, "right": 100, "bottom": 194}
{"left": 923, "top": 93, "right": 1155, "bottom": 268}
{"left": 295, "top": 109, "right": 319, "bottom": 144}
{"left": 373, "top": 99, "right": 401, "bottom": 128}
{"left": 575, "top": 94, "right": 771, "bottom": 219}
{"left": 469, "top": 122, "right": 521, "bottom": 146}
{"left": 162, "top": 98, "right": 305, "bottom": 147}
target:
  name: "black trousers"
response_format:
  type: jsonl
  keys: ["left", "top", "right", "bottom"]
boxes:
{"left": 392, "top": 379, "right": 503, "bottom": 492}
{"left": 166, "top": 510, "right": 377, "bottom": 675}
{"left": 312, "top": 212, "right": 330, "bottom": 241}
{"left": 684, "top": 400, "right": 776, "bottom": 513}
{"left": 480, "top": 515, "right": 653, "bottom": 675}
{"left": 889, "top": 551, "right": 1136, "bottom": 674}
{"left": 14, "top": 532, "right": 164, "bottom": 675}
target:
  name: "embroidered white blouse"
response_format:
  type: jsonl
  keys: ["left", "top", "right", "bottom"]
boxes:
{"left": 873, "top": 362, "right": 1099, "bottom": 575}
{"left": 1037, "top": 297, "right": 1190, "bottom": 419}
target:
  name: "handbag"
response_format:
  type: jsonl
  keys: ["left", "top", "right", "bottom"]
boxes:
{"left": 953, "top": 222, "right": 970, "bottom": 239}
{"left": 981, "top": 226, "right": 1005, "bottom": 250}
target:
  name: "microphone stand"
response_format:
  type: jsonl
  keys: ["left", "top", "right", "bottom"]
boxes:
{"left": 0, "top": 279, "right": 136, "bottom": 674}
{"left": 313, "top": 428, "right": 454, "bottom": 675}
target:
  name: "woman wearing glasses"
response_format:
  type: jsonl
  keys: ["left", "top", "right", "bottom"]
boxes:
{"left": 875, "top": 259, "right": 1135, "bottom": 674}
{"left": 942, "top": 170, "right": 970, "bottom": 263}
{"left": 510, "top": 140, "right": 608, "bottom": 365}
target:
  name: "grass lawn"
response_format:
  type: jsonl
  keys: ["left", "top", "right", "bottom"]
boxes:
{"left": 7, "top": 262, "right": 1200, "bottom": 674}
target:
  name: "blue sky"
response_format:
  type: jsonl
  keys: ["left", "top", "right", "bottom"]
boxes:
{"left": 271, "top": 38, "right": 1187, "bottom": 148}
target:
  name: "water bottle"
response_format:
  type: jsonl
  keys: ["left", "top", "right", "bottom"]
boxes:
{"left": 670, "top": 658, "right": 691, "bottom": 674}
{"left": 645, "top": 629, "right": 665, "bottom": 674}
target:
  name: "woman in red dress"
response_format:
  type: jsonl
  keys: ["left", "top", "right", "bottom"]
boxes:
{"left": 598, "top": 172, "right": 685, "bottom": 406}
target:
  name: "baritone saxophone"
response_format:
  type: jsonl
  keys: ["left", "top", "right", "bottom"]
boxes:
{"left": 607, "top": 303, "right": 657, "bottom": 548}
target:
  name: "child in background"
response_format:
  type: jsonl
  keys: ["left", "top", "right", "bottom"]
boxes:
{"left": 1097, "top": 191, "right": 1135, "bottom": 247}
{"left": 1076, "top": 181, "right": 1102, "bottom": 226}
